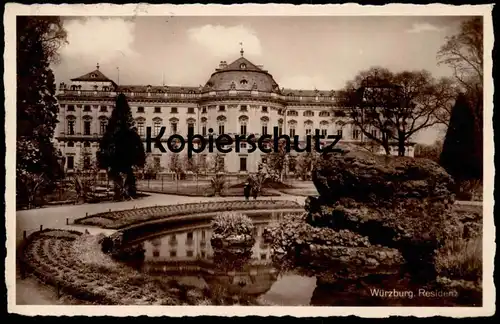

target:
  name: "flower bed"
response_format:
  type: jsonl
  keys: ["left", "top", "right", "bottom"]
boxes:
{"left": 18, "top": 229, "right": 262, "bottom": 305}
{"left": 75, "top": 200, "right": 302, "bottom": 229}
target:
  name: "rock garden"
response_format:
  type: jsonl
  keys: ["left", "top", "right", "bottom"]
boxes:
{"left": 263, "top": 144, "right": 482, "bottom": 306}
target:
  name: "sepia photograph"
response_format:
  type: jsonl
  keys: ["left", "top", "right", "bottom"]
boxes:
{"left": 5, "top": 3, "right": 494, "bottom": 317}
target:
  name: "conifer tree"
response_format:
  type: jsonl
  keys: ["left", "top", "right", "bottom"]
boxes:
{"left": 97, "top": 94, "right": 145, "bottom": 199}
{"left": 440, "top": 93, "right": 482, "bottom": 181}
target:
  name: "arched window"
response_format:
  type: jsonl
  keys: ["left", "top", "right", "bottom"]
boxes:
{"left": 278, "top": 118, "right": 284, "bottom": 136}
{"left": 153, "top": 117, "right": 163, "bottom": 136}
{"left": 303, "top": 110, "right": 314, "bottom": 117}
{"left": 201, "top": 117, "right": 208, "bottom": 136}
{"left": 240, "top": 79, "right": 248, "bottom": 85}
{"left": 320, "top": 121, "right": 329, "bottom": 137}
{"left": 217, "top": 115, "right": 226, "bottom": 135}
{"left": 287, "top": 110, "right": 298, "bottom": 117}
{"left": 304, "top": 120, "right": 313, "bottom": 136}
{"left": 239, "top": 115, "right": 248, "bottom": 135}
{"left": 288, "top": 120, "right": 297, "bottom": 137}
{"left": 99, "top": 116, "right": 108, "bottom": 135}
{"left": 135, "top": 117, "right": 145, "bottom": 136}
{"left": 335, "top": 121, "right": 345, "bottom": 137}
{"left": 260, "top": 116, "right": 269, "bottom": 135}
{"left": 66, "top": 115, "right": 76, "bottom": 135}
{"left": 169, "top": 117, "right": 178, "bottom": 135}
{"left": 187, "top": 118, "right": 196, "bottom": 134}
{"left": 82, "top": 116, "right": 93, "bottom": 135}
{"left": 319, "top": 111, "right": 330, "bottom": 117}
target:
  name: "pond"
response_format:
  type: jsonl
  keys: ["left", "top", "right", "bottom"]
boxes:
{"left": 116, "top": 210, "right": 478, "bottom": 307}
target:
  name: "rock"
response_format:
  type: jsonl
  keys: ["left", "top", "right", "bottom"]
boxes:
{"left": 311, "top": 143, "right": 455, "bottom": 206}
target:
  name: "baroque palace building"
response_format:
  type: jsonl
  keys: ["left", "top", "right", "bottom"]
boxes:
{"left": 55, "top": 49, "right": 415, "bottom": 176}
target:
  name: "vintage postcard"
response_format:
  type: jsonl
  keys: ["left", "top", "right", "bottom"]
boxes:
{"left": 4, "top": 3, "right": 495, "bottom": 317}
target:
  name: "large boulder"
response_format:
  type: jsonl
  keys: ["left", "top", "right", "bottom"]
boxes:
{"left": 312, "top": 144, "right": 455, "bottom": 206}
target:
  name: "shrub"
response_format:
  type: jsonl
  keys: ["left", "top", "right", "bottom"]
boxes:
{"left": 211, "top": 212, "right": 255, "bottom": 237}
{"left": 435, "top": 237, "right": 482, "bottom": 281}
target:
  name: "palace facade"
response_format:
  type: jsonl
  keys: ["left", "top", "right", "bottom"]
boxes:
{"left": 55, "top": 50, "right": 415, "bottom": 175}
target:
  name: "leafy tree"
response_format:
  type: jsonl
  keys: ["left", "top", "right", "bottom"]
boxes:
{"left": 16, "top": 16, "right": 67, "bottom": 208}
{"left": 143, "top": 154, "right": 163, "bottom": 180}
{"left": 169, "top": 153, "right": 184, "bottom": 180}
{"left": 339, "top": 67, "right": 453, "bottom": 156}
{"left": 295, "top": 151, "right": 319, "bottom": 180}
{"left": 73, "top": 147, "right": 100, "bottom": 202}
{"left": 209, "top": 153, "right": 226, "bottom": 196}
{"left": 97, "top": 94, "right": 145, "bottom": 200}
{"left": 263, "top": 139, "right": 288, "bottom": 182}
{"left": 440, "top": 93, "right": 482, "bottom": 181}
{"left": 414, "top": 140, "right": 443, "bottom": 164}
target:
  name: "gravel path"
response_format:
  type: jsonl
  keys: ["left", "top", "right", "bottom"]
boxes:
{"left": 15, "top": 192, "right": 305, "bottom": 306}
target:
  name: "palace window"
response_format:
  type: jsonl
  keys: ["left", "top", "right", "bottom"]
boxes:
{"left": 84, "top": 121, "right": 91, "bottom": 135}
{"left": 171, "top": 107, "right": 178, "bottom": 113}
{"left": 187, "top": 120, "right": 195, "bottom": 134}
{"left": 306, "top": 128, "right": 312, "bottom": 136}
{"left": 170, "top": 121, "right": 178, "bottom": 134}
{"left": 334, "top": 110, "right": 346, "bottom": 117}
{"left": 240, "top": 79, "right": 248, "bottom": 85}
{"left": 371, "top": 129, "right": 378, "bottom": 138}
{"left": 352, "top": 128, "right": 360, "bottom": 140}
{"left": 319, "top": 111, "right": 330, "bottom": 117}
{"left": 202, "top": 124, "right": 207, "bottom": 136}
{"left": 137, "top": 121, "right": 145, "bottom": 136}
{"left": 67, "top": 156, "right": 74, "bottom": 169}
{"left": 240, "top": 122, "right": 247, "bottom": 135}
{"left": 304, "top": 110, "right": 314, "bottom": 117}
{"left": 83, "top": 105, "right": 91, "bottom": 112}
{"left": 261, "top": 106, "right": 268, "bottom": 113}
{"left": 261, "top": 116, "right": 269, "bottom": 135}
{"left": 240, "top": 105, "right": 248, "bottom": 112}
{"left": 321, "top": 128, "right": 328, "bottom": 137}
{"left": 137, "top": 106, "right": 144, "bottom": 113}
{"left": 67, "top": 141, "right": 74, "bottom": 147}
{"left": 153, "top": 250, "right": 160, "bottom": 258}
{"left": 337, "top": 129, "right": 343, "bottom": 137}
{"left": 154, "top": 107, "right": 162, "bottom": 113}
{"left": 287, "top": 110, "right": 298, "bottom": 117}
{"left": 67, "top": 120, "right": 75, "bottom": 135}
{"left": 278, "top": 120, "right": 283, "bottom": 136}
{"left": 240, "top": 157, "right": 247, "bottom": 172}
{"left": 202, "top": 107, "right": 207, "bottom": 114}
{"left": 218, "top": 123, "right": 225, "bottom": 135}
{"left": 218, "top": 105, "right": 226, "bottom": 112}
{"left": 154, "top": 120, "right": 162, "bottom": 136}
{"left": 186, "top": 250, "right": 194, "bottom": 257}
{"left": 289, "top": 126, "right": 296, "bottom": 137}
{"left": 83, "top": 141, "right": 91, "bottom": 148}
{"left": 67, "top": 105, "right": 75, "bottom": 112}
{"left": 100, "top": 105, "right": 108, "bottom": 112}
{"left": 100, "top": 120, "right": 107, "bottom": 135}
{"left": 188, "top": 107, "right": 195, "bottom": 114}
{"left": 170, "top": 251, "right": 177, "bottom": 257}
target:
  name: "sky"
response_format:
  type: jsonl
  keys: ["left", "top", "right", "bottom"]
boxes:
{"left": 53, "top": 15, "right": 472, "bottom": 143}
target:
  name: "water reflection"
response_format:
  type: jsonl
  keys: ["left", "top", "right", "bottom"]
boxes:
{"left": 130, "top": 212, "right": 301, "bottom": 300}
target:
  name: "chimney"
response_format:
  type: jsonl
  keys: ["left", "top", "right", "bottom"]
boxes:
{"left": 219, "top": 61, "right": 228, "bottom": 69}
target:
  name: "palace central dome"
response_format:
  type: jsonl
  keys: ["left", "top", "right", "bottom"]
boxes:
{"left": 203, "top": 55, "right": 281, "bottom": 93}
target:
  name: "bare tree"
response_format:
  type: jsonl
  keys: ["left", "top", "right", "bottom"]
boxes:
{"left": 437, "top": 17, "right": 483, "bottom": 93}
{"left": 339, "top": 67, "right": 454, "bottom": 156}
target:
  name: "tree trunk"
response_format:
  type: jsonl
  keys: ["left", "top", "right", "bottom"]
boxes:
{"left": 398, "top": 138, "right": 406, "bottom": 156}
{"left": 125, "top": 168, "right": 137, "bottom": 198}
